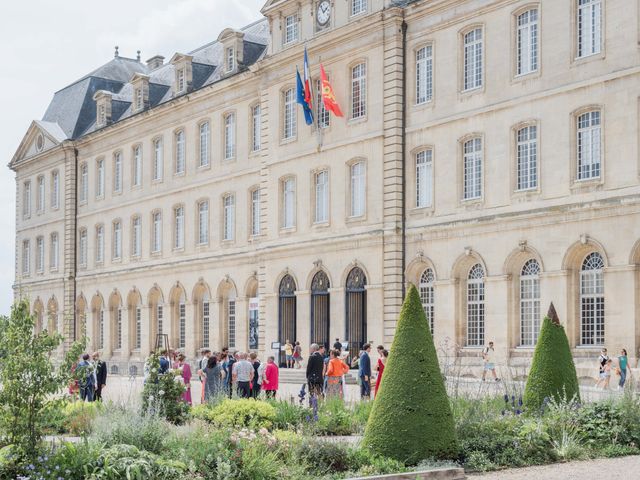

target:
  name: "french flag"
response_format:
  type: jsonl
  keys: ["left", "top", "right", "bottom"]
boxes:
{"left": 297, "top": 47, "right": 314, "bottom": 126}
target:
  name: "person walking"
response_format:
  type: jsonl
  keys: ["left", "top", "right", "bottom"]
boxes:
{"left": 482, "top": 341, "right": 499, "bottom": 382}
{"left": 233, "top": 353, "right": 254, "bottom": 399}
{"left": 92, "top": 352, "right": 107, "bottom": 402}
{"left": 78, "top": 354, "right": 97, "bottom": 402}
{"left": 199, "top": 349, "right": 212, "bottom": 403}
{"left": 306, "top": 343, "right": 325, "bottom": 398}
{"left": 598, "top": 348, "right": 609, "bottom": 378}
{"left": 262, "top": 356, "right": 279, "bottom": 399}
{"left": 596, "top": 358, "right": 613, "bottom": 389}
{"left": 333, "top": 338, "right": 342, "bottom": 353}
{"left": 284, "top": 340, "right": 294, "bottom": 368}
{"left": 250, "top": 352, "right": 262, "bottom": 398}
{"left": 200, "top": 355, "right": 224, "bottom": 402}
{"left": 359, "top": 343, "right": 372, "bottom": 399}
{"left": 374, "top": 349, "right": 388, "bottom": 398}
{"left": 293, "top": 341, "right": 303, "bottom": 369}
{"left": 225, "top": 351, "right": 237, "bottom": 399}
{"left": 325, "top": 349, "right": 349, "bottom": 399}
{"left": 617, "top": 348, "right": 632, "bottom": 390}
{"left": 173, "top": 353, "right": 193, "bottom": 405}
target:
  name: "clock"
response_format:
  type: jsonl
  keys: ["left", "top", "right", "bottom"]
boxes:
{"left": 316, "top": 0, "right": 331, "bottom": 27}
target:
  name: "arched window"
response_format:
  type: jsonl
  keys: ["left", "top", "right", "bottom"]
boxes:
{"left": 311, "top": 271, "right": 330, "bottom": 349}
{"left": 345, "top": 267, "right": 367, "bottom": 351}
{"left": 580, "top": 252, "right": 604, "bottom": 345}
{"left": 467, "top": 264, "right": 485, "bottom": 347}
{"left": 520, "top": 259, "right": 541, "bottom": 346}
{"left": 278, "top": 275, "right": 297, "bottom": 364}
{"left": 419, "top": 268, "right": 435, "bottom": 334}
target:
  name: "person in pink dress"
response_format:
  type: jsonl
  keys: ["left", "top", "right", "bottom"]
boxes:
{"left": 374, "top": 349, "right": 388, "bottom": 398}
{"left": 173, "top": 353, "right": 192, "bottom": 405}
{"left": 262, "top": 356, "right": 279, "bottom": 399}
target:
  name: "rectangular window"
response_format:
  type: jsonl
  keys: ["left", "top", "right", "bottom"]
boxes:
{"left": 174, "top": 206, "right": 184, "bottom": 249}
{"left": 198, "top": 201, "right": 209, "bottom": 245}
{"left": 157, "top": 304, "right": 163, "bottom": 335}
{"left": 96, "top": 159, "right": 105, "bottom": 198}
{"left": 199, "top": 122, "right": 209, "bottom": 167}
{"left": 282, "top": 178, "right": 296, "bottom": 228}
{"left": 152, "top": 212, "right": 162, "bottom": 253}
{"left": 315, "top": 170, "right": 329, "bottom": 223}
{"left": 226, "top": 47, "right": 235, "bottom": 72}
{"left": 113, "top": 152, "right": 122, "bottom": 193}
{"left": 577, "top": 111, "right": 601, "bottom": 180}
{"left": 578, "top": 0, "right": 602, "bottom": 58}
{"left": 517, "top": 125, "right": 538, "bottom": 190}
{"left": 153, "top": 138, "right": 163, "bottom": 181}
{"left": 283, "top": 89, "right": 297, "bottom": 140}
{"left": 517, "top": 9, "right": 538, "bottom": 75}
{"left": 202, "top": 301, "right": 210, "bottom": 348}
{"left": 23, "top": 181, "right": 31, "bottom": 218}
{"left": 179, "top": 301, "right": 186, "bottom": 348}
{"left": 135, "top": 87, "right": 143, "bottom": 111}
{"left": 252, "top": 104, "right": 261, "bottom": 152}
{"left": 132, "top": 217, "right": 141, "bottom": 257}
{"left": 416, "top": 150, "right": 433, "bottom": 208}
{"left": 228, "top": 299, "right": 236, "bottom": 349}
{"left": 96, "top": 225, "right": 104, "bottom": 264}
{"left": 79, "top": 164, "right": 88, "bottom": 203}
{"left": 51, "top": 171, "right": 59, "bottom": 209}
{"left": 177, "top": 68, "right": 186, "bottom": 93}
{"left": 37, "top": 176, "right": 45, "bottom": 212}
{"left": 351, "top": 0, "right": 367, "bottom": 16}
{"left": 251, "top": 189, "right": 261, "bottom": 236}
{"left": 50, "top": 233, "right": 58, "bottom": 270}
{"left": 36, "top": 236, "right": 44, "bottom": 273}
{"left": 463, "top": 138, "right": 483, "bottom": 200}
{"left": 463, "top": 28, "right": 483, "bottom": 91}
{"left": 116, "top": 308, "right": 122, "bottom": 349}
{"left": 22, "top": 240, "right": 30, "bottom": 275}
{"left": 316, "top": 78, "right": 330, "bottom": 129}
{"left": 79, "top": 230, "right": 87, "bottom": 267}
{"left": 416, "top": 45, "right": 433, "bottom": 104}
{"left": 113, "top": 222, "right": 122, "bottom": 260}
{"left": 284, "top": 14, "right": 299, "bottom": 45}
{"left": 135, "top": 306, "right": 142, "bottom": 349}
{"left": 175, "top": 130, "right": 185, "bottom": 174}
{"left": 224, "top": 113, "right": 235, "bottom": 160}
{"left": 223, "top": 195, "right": 235, "bottom": 241}
{"left": 350, "top": 162, "right": 366, "bottom": 217}
{"left": 98, "top": 310, "right": 104, "bottom": 349}
{"left": 351, "top": 63, "right": 367, "bottom": 119}
{"left": 133, "top": 146, "right": 142, "bottom": 187}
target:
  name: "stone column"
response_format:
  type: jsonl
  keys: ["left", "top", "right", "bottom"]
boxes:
{"left": 209, "top": 298, "right": 221, "bottom": 351}
{"left": 365, "top": 284, "right": 385, "bottom": 347}
{"left": 185, "top": 300, "right": 196, "bottom": 357}
{"left": 262, "top": 293, "right": 279, "bottom": 359}
{"left": 329, "top": 287, "right": 344, "bottom": 347}
{"left": 485, "top": 275, "right": 509, "bottom": 366}
{"left": 140, "top": 305, "right": 151, "bottom": 359}
{"left": 295, "top": 290, "right": 311, "bottom": 357}
{"left": 434, "top": 279, "right": 457, "bottom": 351}
{"left": 235, "top": 296, "right": 249, "bottom": 352}
{"left": 103, "top": 308, "right": 114, "bottom": 360}
{"left": 604, "top": 266, "right": 637, "bottom": 365}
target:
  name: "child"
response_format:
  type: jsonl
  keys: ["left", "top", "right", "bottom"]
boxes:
{"left": 595, "top": 358, "right": 613, "bottom": 390}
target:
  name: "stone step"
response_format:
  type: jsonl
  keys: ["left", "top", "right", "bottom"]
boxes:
{"left": 279, "top": 367, "right": 360, "bottom": 384}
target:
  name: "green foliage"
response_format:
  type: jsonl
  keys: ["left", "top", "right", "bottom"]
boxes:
{"left": 141, "top": 351, "right": 188, "bottom": 424}
{"left": 92, "top": 405, "right": 172, "bottom": 454}
{"left": 352, "top": 400, "right": 374, "bottom": 432}
{"left": 524, "top": 315, "right": 580, "bottom": 409}
{"left": 269, "top": 400, "right": 309, "bottom": 430}
{"left": 576, "top": 402, "right": 628, "bottom": 446}
{"left": 193, "top": 399, "right": 276, "bottom": 430}
{"left": 0, "top": 299, "right": 86, "bottom": 458}
{"left": 295, "top": 439, "right": 352, "bottom": 473}
{"left": 63, "top": 401, "right": 102, "bottom": 436}
{"left": 363, "top": 285, "right": 458, "bottom": 463}
{"left": 91, "top": 444, "right": 187, "bottom": 479}
{"left": 316, "top": 398, "right": 355, "bottom": 436}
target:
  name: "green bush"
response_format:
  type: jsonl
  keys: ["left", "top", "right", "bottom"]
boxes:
{"left": 63, "top": 401, "right": 102, "bottom": 436}
{"left": 294, "top": 439, "right": 352, "bottom": 473}
{"left": 194, "top": 399, "right": 276, "bottom": 430}
{"left": 141, "top": 352, "right": 189, "bottom": 424}
{"left": 576, "top": 402, "right": 628, "bottom": 447}
{"left": 92, "top": 444, "right": 187, "bottom": 479}
{"left": 352, "top": 400, "right": 374, "bottom": 432}
{"left": 524, "top": 306, "right": 580, "bottom": 409}
{"left": 363, "top": 285, "right": 458, "bottom": 463}
{"left": 316, "top": 398, "right": 355, "bottom": 436}
{"left": 269, "top": 400, "right": 309, "bottom": 430}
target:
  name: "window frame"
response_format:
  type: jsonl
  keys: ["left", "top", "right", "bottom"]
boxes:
{"left": 466, "top": 264, "right": 486, "bottom": 347}
{"left": 95, "top": 224, "right": 104, "bottom": 265}
{"left": 112, "top": 220, "right": 122, "bottom": 261}
{"left": 152, "top": 136, "right": 164, "bottom": 182}
{"left": 51, "top": 170, "right": 59, "bottom": 210}
{"left": 415, "top": 43, "right": 434, "bottom": 105}
{"left": 131, "top": 215, "right": 142, "bottom": 258}
{"left": 575, "top": 109, "right": 602, "bottom": 182}
{"left": 348, "top": 159, "right": 367, "bottom": 219}
{"left": 198, "top": 120, "right": 210, "bottom": 168}
{"left": 282, "top": 87, "right": 297, "bottom": 141}
{"left": 132, "top": 144, "right": 143, "bottom": 188}
{"left": 460, "top": 25, "right": 484, "bottom": 93}
{"left": 173, "top": 205, "right": 185, "bottom": 251}
{"left": 22, "top": 180, "right": 31, "bottom": 219}
{"left": 174, "top": 129, "right": 186, "bottom": 175}
{"left": 280, "top": 176, "right": 297, "bottom": 230}
{"left": 151, "top": 210, "right": 163, "bottom": 254}
{"left": 519, "top": 259, "right": 541, "bottom": 347}
{"left": 49, "top": 232, "right": 59, "bottom": 271}
{"left": 350, "top": 62, "right": 367, "bottom": 121}
{"left": 22, "top": 239, "right": 30, "bottom": 276}
{"left": 223, "top": 112, "right": 236, "bottom": 161}
{"left": 460, "top": 135, "right": 484, "bottom": 202}
{"left": 79, "top": 162, "right": 88, "bottom": 204}
{"left": 283, "top": 13, "right": 300, "bottom": 46}
{"left": 350, "top": 0, "right": 368, "bottom": 17}
{"left": 36, "top": 235, "right": 45, "bottom": 273}
{"left": 197, "top": 199, "right": 210, "bottom": 246}
{"left": 515, "top": 123, "right": 539, "bottom": 192}
{"left": 78, "top": 229, "right": 87, "bottom": 268}
{"left": 36, "top": 175, "right": 45, "bottom": 213}
{"left": 514, "top": 6, "right": 540, "bottom": 78}
{"left": 113, "top": 151, "right": 123, "bottom": 194}
{"left": 250, "top": 187, "right": 261, "bottom": 237}
{"left": 251, "top": 103, "right": 262, "bottom": 152}
{"left": 222, "top": 193, "right": 235, "bottom": 242}
{"left": 579, "top": 252, "right": 605, "bottom": 346}
{"left": 575, "top": 0, "right": 603, "bottom": 60}
{"left": 96, "top": 158, "right": 105, "bottom": 199}
{"left": 415, "top": 148, "right": 434, "bottom": 209}
{"left": 313, "top": 169, "right": 330, "bottom": 225}
{"left": 419, "top": 267, "right": 436, "bottom": 334}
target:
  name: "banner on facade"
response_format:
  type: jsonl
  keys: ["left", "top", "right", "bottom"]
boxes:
{"left": 249, "top": 297, "right": 259, "bottom": 350}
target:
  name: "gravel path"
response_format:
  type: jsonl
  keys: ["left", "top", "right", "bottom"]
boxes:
{"left": 469, "top": 456, "right": 640, "bottom": 479}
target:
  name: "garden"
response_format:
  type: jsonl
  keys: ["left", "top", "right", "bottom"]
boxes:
{"left": 1, "top": 291, "right": 639, "bottom": 479}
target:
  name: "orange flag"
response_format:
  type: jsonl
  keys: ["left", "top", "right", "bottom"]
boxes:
{"left": 320, "top": 63, "right": 344, "bottom": 117}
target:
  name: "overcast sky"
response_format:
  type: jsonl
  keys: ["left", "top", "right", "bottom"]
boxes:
{"left": 0, "top": 0, "right": 265, "bottom": 315}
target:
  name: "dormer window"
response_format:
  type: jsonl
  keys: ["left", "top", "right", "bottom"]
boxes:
{"left": 177, "top": 68, "right": 186, "bottom": 93}
{"left": 284, "top": 14, "right": 299, "bottom": 45}
{"left": 351, "top": 0, "right": 367, "bottom": 17}
{"left": 226, "top": 47, "right": 235, "bottom": 73}
{"left": 93, "top": 90, "right": 112, "bottom": 128}
{"left": 134, "top": 87, "right": 143, "bottom": 111}
{"left": 98, "top": 104, "right": 106, "bottom": 125}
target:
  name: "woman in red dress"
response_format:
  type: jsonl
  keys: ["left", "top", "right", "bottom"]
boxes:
{"left": 374, "top": 349, "right": 388, "bottom": 398}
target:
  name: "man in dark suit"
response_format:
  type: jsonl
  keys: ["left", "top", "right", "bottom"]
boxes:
{"left": 306, "top": 343, "right": 325, "bottom": 398}
{"left": 159, "top": 350, "right": 171, "bottom": 374}
{"left": 92, "top": 352, "right": 107, "bottom": 401}
{"left": 358, "top": 343, "right": 372, "bottom": 399}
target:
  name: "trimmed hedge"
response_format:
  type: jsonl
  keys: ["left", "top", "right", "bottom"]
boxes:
{"left": 523, "top": 304, "right": 580, "bottom": 409}
{"left": 363, "top": 284, "right": 458, "bottom": 463}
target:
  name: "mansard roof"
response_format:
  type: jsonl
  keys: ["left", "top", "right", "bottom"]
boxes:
{"left": 31, "top": 18, "right": 269, "bottom": 145}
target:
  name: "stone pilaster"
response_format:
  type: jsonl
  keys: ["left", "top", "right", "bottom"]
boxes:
{"left": 62, "top": 145, "right": 77, "bottom": 352}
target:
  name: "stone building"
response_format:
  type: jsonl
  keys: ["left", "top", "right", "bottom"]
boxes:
{"left": 10, "top": 0, "right": 640, "bottom": 376}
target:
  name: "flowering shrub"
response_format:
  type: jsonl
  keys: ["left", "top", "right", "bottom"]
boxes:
{"left": 141, "top": 352, "right": 188, "bottom": 424}
{"left": 193, "top": 399, "right": 276, "bottom": 430}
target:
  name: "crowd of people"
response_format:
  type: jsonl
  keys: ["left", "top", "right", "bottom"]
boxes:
{"left": 68, "top": 352, "right": 108, "bottom": 402}
{"left": 596, "top": 347, "right": 633, "bottom": 390}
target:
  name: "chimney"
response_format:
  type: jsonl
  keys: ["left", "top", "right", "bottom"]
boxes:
{"left": 146, "top": 55, "right": 165, "bottom": 70}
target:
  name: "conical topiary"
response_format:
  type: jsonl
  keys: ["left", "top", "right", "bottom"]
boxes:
{"left": 523, "top": 303, "right": 580, "bottom": 409}
{"left": 363, "top": 284, "right": 458, "bottom": 464}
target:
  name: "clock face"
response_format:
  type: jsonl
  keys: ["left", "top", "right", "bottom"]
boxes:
{"left": 317, "top": 1, "right": 331, "bottom": 26}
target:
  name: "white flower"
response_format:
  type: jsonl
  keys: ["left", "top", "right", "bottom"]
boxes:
{"left": 148, "top": 395, "right": 155, "bottom": 402}
{"left": 158, "top": 390, "right": 165, "bottom": 396}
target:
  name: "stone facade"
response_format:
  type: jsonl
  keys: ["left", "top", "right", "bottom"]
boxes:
{"left": 10, "top": 0, "right": 640, "bottom": 376}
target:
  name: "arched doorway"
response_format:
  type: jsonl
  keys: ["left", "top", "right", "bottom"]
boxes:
{"left": 345, "top": 267, "right": 367, "bottom": 353}
{"left": 310, "top": 271, "right": 330, "bottom": 349}
{"left": 278, "top": 274, "right": 297, "bottom": 365}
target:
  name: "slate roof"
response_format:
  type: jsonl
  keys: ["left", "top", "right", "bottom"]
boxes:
{"left": 40, "top": 18, "right": 269, "bottom": 141}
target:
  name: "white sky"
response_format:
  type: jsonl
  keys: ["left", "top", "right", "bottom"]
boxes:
{"left": 0, "top": 0, "right": 265, "bottom": 315}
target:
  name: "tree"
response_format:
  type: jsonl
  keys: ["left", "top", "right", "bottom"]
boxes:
{"left": 363, "top": 285, "right": 458, "bottom": 464}
{"left": 523, "top": 303, "right": 580, "bottom": 409}
{"left": 0, "top": 299, "right": 85, "bottom": 458}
